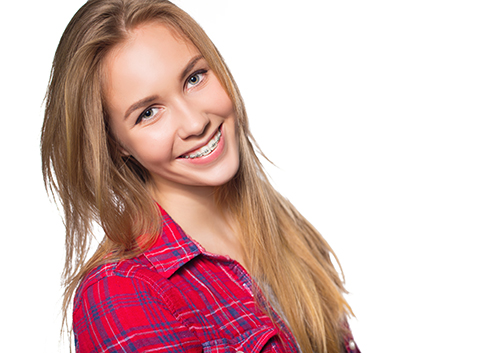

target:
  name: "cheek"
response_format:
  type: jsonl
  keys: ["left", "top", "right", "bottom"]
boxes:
{"left": 206, "top": 82, "right": 235, "bottom": 119}
{"left": 129, "top": 132, "right": 173, "bottom": 165}
{"left": 111, "top": 122, "right": 172, "bottom": 165}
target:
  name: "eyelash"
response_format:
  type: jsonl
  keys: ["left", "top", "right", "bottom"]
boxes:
{"left": 136, "top": 106, "right": 160, "bottom": 125}
{"left": 134, "top": 69, "right": 209, "bottom": 125}
{"left": 186, "top": 69, "right": 208, "bottom": 89}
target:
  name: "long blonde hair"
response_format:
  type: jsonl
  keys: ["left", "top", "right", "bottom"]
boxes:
{"left": 41, "top": 0, "right": 353, "bottom": 352}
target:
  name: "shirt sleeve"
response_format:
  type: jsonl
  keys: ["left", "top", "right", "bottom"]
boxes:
{"left": 73, "top": 273, "right": 202, "bottom": 353}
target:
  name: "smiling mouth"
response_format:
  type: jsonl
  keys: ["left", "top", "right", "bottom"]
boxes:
{"left": 179, "top": 127, "right": 222, "bottom": 159}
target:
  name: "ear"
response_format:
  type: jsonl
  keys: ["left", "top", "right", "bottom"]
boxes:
{"left": 114, "top": 139, "right": 131, "bottom": 157}
{"left": 119, "top": 146, "right": 131, "bottom": 157}
{"left": 109, "top": 131, "right": 131, "bottom": 157}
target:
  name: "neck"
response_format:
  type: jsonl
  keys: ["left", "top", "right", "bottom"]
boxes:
{"left": 148, "top": 179, "right": 246, "bottom": 269}
{"left": 152, "top": 181, "right": 217, "bottom": 212}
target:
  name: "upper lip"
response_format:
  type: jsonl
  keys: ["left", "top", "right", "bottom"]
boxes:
{"left": 177, "top": 125, "right": 221, "bottom": 158}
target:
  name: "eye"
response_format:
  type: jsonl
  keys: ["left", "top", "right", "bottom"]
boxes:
{"left": 136, "top": 107, "right": 160, "bottom": 125}
{"left": 186, "top": 70, "right": 207, "bottom": 90}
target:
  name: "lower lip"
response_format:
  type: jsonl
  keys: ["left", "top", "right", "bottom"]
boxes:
{"left": 178, "top": 127, "right": 225, "bottom": 165}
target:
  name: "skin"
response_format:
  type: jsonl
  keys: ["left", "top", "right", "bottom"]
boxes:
{"left": 104, "top": 22, "right": 245, "bottom": 267}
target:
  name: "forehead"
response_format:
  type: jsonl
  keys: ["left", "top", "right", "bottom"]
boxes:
{"left": 106, "top": 21, "right": 198, "bottom": 72}
{"left": 103, "top": 22, "right": 200, "bottom": 107}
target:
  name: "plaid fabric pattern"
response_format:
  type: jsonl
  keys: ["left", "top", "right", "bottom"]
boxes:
{"left": 73, "top": 206, "right": 360, "bottom": 352}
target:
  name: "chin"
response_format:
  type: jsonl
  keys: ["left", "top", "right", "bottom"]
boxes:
{"left": 203, "top": 161, "right": 240, "bottom": 187}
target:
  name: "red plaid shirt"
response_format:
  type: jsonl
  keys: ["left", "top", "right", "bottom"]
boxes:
{"left": 73, "top": 206, "right": 360, "bottom": 352}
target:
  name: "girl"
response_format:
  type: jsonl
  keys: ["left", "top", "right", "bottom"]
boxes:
{"left": 41, "top": 0, "right": 359, "bottom": 352}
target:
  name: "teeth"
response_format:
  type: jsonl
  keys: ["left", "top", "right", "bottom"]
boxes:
{"left": 183, "top": 129, "right": 221, "bottom": 159}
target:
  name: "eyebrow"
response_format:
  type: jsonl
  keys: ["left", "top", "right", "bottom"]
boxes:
{"left": 124, "top": 95, "right": 159, "bottom": 120}
{"left": 123, "top": 55, "right": 204, "bottom": 121}
{"left": 180, "top": 55, "right": 204, "bottom": 81}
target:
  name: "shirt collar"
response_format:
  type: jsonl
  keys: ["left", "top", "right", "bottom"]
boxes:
{"left": 142, "top": 204, "right": 202, "bottom": 278}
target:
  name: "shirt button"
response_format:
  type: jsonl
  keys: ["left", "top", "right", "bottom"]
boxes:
{"left": 348, "top": 339, "right": 356, "bottom": 350}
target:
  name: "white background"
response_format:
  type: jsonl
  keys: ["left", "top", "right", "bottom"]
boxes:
{"left": 1, "top": 0, "right": 499, "bottom": 352}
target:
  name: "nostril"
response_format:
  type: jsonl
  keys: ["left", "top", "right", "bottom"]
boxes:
{"left": 180, "top": 118, "right": 210, "bottom": 140}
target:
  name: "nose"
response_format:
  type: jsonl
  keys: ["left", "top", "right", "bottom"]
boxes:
{"left": 174, "top": 99, "right": 210, "bottom": 140}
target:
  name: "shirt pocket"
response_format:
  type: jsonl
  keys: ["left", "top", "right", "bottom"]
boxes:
{"left": 202, "top": 326, "right": 279, "bottom": 353}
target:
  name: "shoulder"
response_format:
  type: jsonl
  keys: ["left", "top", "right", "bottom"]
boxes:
{"left": 73, "top": 255, "right": 180, "bottom": 314}
{"left": 75, "top": 257, "right": 153, "bottom": 303}
{"left": 72, "top": 257, "right": 201, "bottom": 353}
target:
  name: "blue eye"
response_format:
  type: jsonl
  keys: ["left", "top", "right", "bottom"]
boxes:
{"left": 186, "top": 70, "right": 207, "bottom": 89}
{"left": 136, "top": 107, "right": 160, "bottom": 125}
{"left": 189, "top": 75, "right": 200, "bottom": 84}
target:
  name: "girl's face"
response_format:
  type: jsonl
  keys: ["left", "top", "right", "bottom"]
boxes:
{"left": 104, "top": 22, "right": 240, "bottom": 191}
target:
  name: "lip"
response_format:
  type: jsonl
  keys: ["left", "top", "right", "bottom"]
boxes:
{"left": 177, "top": 125, "right": 225, "bottom": 165}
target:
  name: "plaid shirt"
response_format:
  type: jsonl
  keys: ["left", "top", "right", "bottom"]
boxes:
{"left": 73, "top": 206, "right": 360, "bottom": 352}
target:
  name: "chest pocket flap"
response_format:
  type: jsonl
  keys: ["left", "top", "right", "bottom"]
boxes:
{"left": 202, "top": 326, "right": 279, "bottom": 353}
